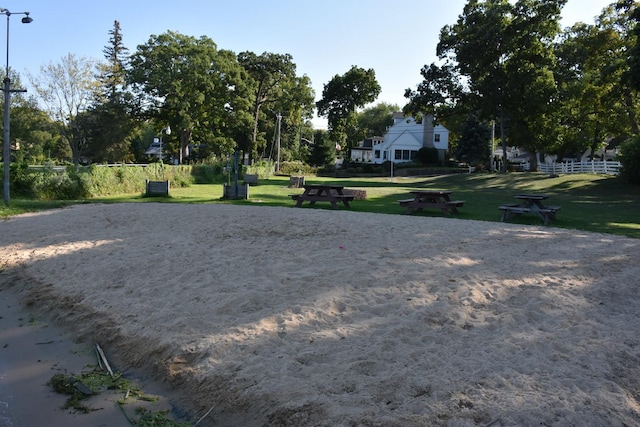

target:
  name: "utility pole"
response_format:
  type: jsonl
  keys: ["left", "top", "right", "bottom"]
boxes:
{"left": 275, "top": 111, "right": 282, "bottom": 172}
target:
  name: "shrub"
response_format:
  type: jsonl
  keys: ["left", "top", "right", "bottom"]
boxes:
{"left": 191, "top": 165, "right": 218, "bottom": 184}
{"left": 619, "top": 135, "right": 640, "bottom": 184}
{"left": 417, "top": 147, "right": 439, "bottom": 165}
{"left": 9, "top": 162, "right": 37, "bottom": 197}
{"left": 278, "top": 161, "right": 317, "bottom": 176}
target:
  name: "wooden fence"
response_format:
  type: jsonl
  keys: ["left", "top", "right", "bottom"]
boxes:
{"left": 531, "top": 161, "right": 622, "bottom": 175}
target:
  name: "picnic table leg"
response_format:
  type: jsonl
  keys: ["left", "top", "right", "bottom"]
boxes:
{"left": 540, "top": 212, "right": 550, "bottom": 225}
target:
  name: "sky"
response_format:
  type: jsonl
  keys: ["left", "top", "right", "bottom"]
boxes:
{"left": 2, "top": 0, "right": 614, "bottom": 129}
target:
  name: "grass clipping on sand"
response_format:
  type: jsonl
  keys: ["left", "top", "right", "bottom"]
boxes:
{"left": 48, "top": 344, "right": 189, "bottom": 427}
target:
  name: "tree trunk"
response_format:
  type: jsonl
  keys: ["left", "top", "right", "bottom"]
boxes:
{"left": 500, "top": 108, "right": 507, "bottom": 173}
{"left": 623, "top": 89, "right": 639, "bottom": 134}
{"left": 179, "top": 128, "right": 191, "bottom": 165}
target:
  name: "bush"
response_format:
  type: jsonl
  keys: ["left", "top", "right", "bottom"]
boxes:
{"left": 278, "top": 161, "right": 317, "bottom": 176}
{"left": 190, "top": 165, "right": 218, "bottom": 184}
{"left": 8, "top": 164, "right": 222, "bottom": 200}
{"left": 619, "top": 135, "right": 640, "bottom": 184}
{"left": 417, "top": 147, "right": 439, "bottom": 165}
{"left": 9, "top": 162, "right": 36, "bottom": 197}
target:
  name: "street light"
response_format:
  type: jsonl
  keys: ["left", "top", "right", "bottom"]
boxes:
{"left": 1, "top": 8, "right": 32, "bottom": 204}
{"left": 159, "top": 125, "right": 171, "bottom": 162}
{"left": 157, "top": 125, "right": 170, "bottom": 180}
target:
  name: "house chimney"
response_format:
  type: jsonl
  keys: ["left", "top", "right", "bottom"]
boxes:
{"left": 423, "top": 114, "right": 434, "bottom": 148}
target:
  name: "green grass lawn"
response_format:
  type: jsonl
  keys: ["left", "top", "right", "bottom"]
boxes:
{"left": 2, "top": 172, "right": 639, "bottom": 239}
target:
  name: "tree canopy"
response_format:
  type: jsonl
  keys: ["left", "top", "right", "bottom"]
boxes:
{"left": 316, "top": 65, "right": 381, "bottom": 154}
{"left": 128, "top": 31, "right": 251, "bottom": 163}
{"left": 406, "top": 0, "right": 640, "bottom": 170}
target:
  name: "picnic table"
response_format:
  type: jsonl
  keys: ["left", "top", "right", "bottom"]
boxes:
{"left": 290, "top": 184, "right": 354, "bottom": 209}
{"left": 398, "top": 190, "right": 464, "bottom": 215}
{"left": 499, "top": 193, "right": 561, "bottom": 225}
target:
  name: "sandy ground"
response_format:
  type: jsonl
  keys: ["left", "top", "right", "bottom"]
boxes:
{"left": 0, "top": 202, "right": 639, "bottom": 426}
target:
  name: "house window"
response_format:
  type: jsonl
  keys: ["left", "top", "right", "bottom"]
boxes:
{"left": 410, "top": 150, "right": 418, "bottom": 160}
{"left": 375, "top": 150, "right": 380, "bottom": 159}
{"left": 395, "top": 150, "right": 402, "bottom": 160}
{"left": 434, "top": 134, "right": 441, "bottom": 142}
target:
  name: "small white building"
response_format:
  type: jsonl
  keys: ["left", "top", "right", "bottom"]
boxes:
{"left": 372, "top": 113, "right": 449, "bottom": 164}
{"left": 350, "top": 136, "right": 384, "bottom": 162}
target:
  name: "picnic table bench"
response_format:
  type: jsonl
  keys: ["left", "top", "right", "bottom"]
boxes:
{"left": 499, "top": 194, "right": 561, "bottom": 225}
{"left": 398, "top": 190, "right": 464, "bottom": 216}
{"left": 290, "top": 184, "right": 354, "bottom": 209}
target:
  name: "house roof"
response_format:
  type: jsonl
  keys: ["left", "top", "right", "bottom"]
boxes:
{"left": 383, "top": 129, "right": 422, "bottom": 147}
{"left": 145, "top": 143, "right": 161, "bottom": 156}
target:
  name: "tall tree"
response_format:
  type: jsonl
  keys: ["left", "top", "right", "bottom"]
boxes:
{"left": 357, "top": 103, "right": 399, "bottom": 138}
{"left": 410, "top": 0, "right": 566, "bottom": 170}
{"left": 27, "top": 54, "right": 101, "bottom": 166}
{"left": 455, "top": 112, "right": 492, "bottom": 168}
{"left": 128, "top": 31, "right": 250, "bottom": 163}
{"left": 307, "top": 129, "right": 335, "bottom": 167}
{"left": 597, "top": 1, "right": 640, "bottom": 135}
{"left": 629, "top": 2, "right": 640, "bottom": 92}
{"left": 554, "top": 20, "right": 618, "bottom": 160}
{"left": 0, "top": 72, "right": 60, "bottom": 164}
{"left": 316, "top": 66, "right": 381, "bottom": 154}
{"left": 503, "top": 0, "right": 565, "bottom": 169}
{"left": 86, "top": 20, "right": 137, "bottom": 163}
{"left": 237, "top": 51, "right": 313, "bottom": 162}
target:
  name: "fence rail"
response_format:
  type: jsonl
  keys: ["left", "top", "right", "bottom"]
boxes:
{"left": 533, "top": 161, "right": 622, "bottom": 175}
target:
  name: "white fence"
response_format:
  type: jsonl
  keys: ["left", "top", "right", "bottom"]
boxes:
{"left": 529, "top": 161, "right": 622, "bottom": 175}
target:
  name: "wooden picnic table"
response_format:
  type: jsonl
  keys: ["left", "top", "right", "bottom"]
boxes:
{"left": 290, "top": 184, "right": 354, "bottom": 209}
{"left": 499, "top": 193, "right": 561, "bottom": 225}
{"left": 398, "top": 190, "right": 465, "bottom": 215}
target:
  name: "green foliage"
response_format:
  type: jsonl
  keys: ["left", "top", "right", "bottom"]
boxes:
{"left": 307, "top": 131, "right": 336, "bottom": 167}
{"left": 357, "top": 103, "right": 398, "bottom": 138}
{"left": 238, "top": 51, "right": 315, "bottom": 161}
{"left": 245, "top": 159, "right": 273, "bottom": 177}
{"left": 190, "top": 165, "right": 220, "bottom": 184}
{"left": 278, "top": 161, "right": 317, "bottom": 176}
{"left": 316, "top": 65, "right": 381, "bottom": 137}
{"left": 10, "top": 164, "right": 91, "bottom": 200}
{"left": 28, "top": 53, "right": 102, "bottom": 166}
{"left": 134, "top": 408, "right": 190, "bottom": 427}
{"left": 455, "top": 114, "right": 492, "bottom": 168}
{"left": 49, "top": 368, "right": 188, "bottom": 426}
{"left": 8, "top": 164, "right": 221, "bottom": 200}
{"left": 83, "top": 164, "right": 149, "bottom": 195}
{"left": 619, "top": 135, "right": 640, "bottom": 184}
{"left": 9, "top": 162, "right": 37, "bottom": 198}
{"left": 417, "top": 147, "right": 439, "bottom": 165}
{"left": 412, "top": 0, "right": 566, "bottom": 168}
{"left": 630, "top": 4, "right": 640, "bottom": 91}
{"left": 129, "top": 32, "right": 251, "bottom": 162}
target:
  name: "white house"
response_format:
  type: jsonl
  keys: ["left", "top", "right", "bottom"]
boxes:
{"left": 372, "top": 113, "right": 449, "bottom": 164}
{"left": 350, "top": 136, "right": 384, "bottom": 162}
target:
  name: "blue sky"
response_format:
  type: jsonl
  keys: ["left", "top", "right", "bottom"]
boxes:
{"left": 3, "top": 0, "right": 612, "bottom": 128}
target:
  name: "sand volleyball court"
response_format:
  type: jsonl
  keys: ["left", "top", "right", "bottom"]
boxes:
{"left": 1, "top": 203, "right": 639, "bottom": 426}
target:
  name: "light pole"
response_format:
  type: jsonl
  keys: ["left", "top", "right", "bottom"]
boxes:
{"left": 1, "top": 8, "right": 32, "bottom": 204}
{"left": 159, "top": 125, "right": 171, "bottom": 162}
{"left": 158, "top": 125, "right": 170, "bottom": 180}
